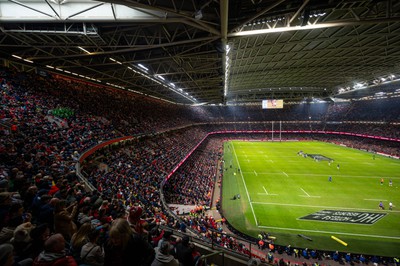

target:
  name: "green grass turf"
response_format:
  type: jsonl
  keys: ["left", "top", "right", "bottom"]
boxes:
{"left": 221, "top": 140, "right": 400, "bottom": 257}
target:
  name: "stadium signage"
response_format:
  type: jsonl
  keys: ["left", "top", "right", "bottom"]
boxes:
{"left": 300, "top": 210, "right": 386, "bottom": 225}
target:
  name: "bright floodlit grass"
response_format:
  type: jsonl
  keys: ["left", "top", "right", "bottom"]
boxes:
{"left": 221, "top": 140, "right": 400, "bottom": 257}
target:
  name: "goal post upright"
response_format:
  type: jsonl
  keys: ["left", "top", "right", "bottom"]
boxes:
{"left": 272, "top": 121, "right": 274, "bottom": 141}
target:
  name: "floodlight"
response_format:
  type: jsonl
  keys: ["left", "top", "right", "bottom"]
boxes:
{"left": 138, "top": 64, "right": 148, "bottom": 71}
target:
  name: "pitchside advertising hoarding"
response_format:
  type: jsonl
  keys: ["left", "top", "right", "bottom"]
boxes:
{"left": 299, "top": 210, "right": 387, "bottom": 225}
{"left": 262, "top": 99, "right": 284, "bottom": 109}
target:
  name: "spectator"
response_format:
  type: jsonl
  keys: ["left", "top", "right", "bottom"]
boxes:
{"left": 0, "top": 192, "right": 14, "bottom": 230}
{"left": 157, "top": 230, "right": 173, "bottom": 250}
{"left": 32, "top": 233, "right": 77, "bottom": 266}
{"left": 80, "top": 228, "right": 104, "bottom": 266}
{"left": 247, "top": 258, "right": 261, "bottom": 266}
{"left": 70, "top": 222, "right": 92, "bottom": 263}
{"left": 0, "top": 242, "right": 33, "bottom": 266}
{"left": 175, "top": 236, "right": 194, "bottom": 266}
{"left": 0, "top": 243, "right": 14, "bottom": 266}
{"left": 0, "top": 201, "right": 30, "bottom": 245}
{"left": 104, "top": 218, "right": 154, "bottom": 266}
{"left": 0, "top": 179, "right": 10, "bottom": 194}
{"left": 127, "top": 205, "right": 148, "bottom": 238}
{"left": 150, "top": 226, "right": 163, "bottom": 247}
{"left": 77, "top": 206, "right": 93, "bottom": 226}
{"left": 27, "top": 223, "right": 51, "bottom": 259}
{"left": 151, "top": 240, "right": 179, "bottom": 266}
{"left": 37, "top": 197, "right": 59, "bottom": 231}
{"left": 10, "top": 222, "right": 35, "bottom": 260}
{"left": 53, "top": 200, "right": 78, "bottom": 241}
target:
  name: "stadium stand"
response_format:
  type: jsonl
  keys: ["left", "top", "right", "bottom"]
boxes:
{"left": 1, "top": 68, "right": 399, "bottom": 266}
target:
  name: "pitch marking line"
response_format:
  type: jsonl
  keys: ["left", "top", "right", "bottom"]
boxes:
{"left": 246, "top": 155, "right": 298, "bottom": 158}
{"left": 364, "top": 199, "right": 388, "bottom": 201}
{"left": 254, "top": 171, "right": 258, "bottom": 176}
{"left": 300, "top": 188, "right": 310, "bottom": 197}
{"left": 251, "top": 201, "right": 400, "bottom": 213}
{"left": 283, "top": 172, "right": 288, "bottom": 177}
{"left": 232, "top": 143, "right": 258, "bottom": 226}
{"left": 241, "top": 173, "right": 400, "bottom": 179}
{"left": 259, "top": 186, "right": 278, "bottom": 196}
{"left": 299, "top": 188, "right": 320, "bottom": 198}
{"left": 257, "top": 225, "right": 400, "bottom": 240}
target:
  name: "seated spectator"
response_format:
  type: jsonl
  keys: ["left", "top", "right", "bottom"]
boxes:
{"left": 310, "top": 249, "right": 317, "bottom": 259}
{"left": 332, "top": 251, "right": 339, "bottom": 261}
{"left": 77, "top": 206, "right": 93, "bottom": 226}
{"left": 359, "top": 254, "right": 366, "bottom": 264}
{"left": 175, "top": 236, "right": 194, "bottom": 266}
{"left": 10, "top": 222, "right": 35, "bottom": 260}
{"left": 157, "top": 230, "right": 173, "bottom": 250}
{"left": 27, "top": 223, "right": 51, "bottom": 259}
{"left": 285, "top": 245, "right": 292, "bottom": 256}
{"left": 69, "top": 222, "right": 92, "bottom": 263}
{"left": 0, "top": 217, "right": 19, "bottom": 245}
{"left": 0, "top": 201, "right": 30, "bottom": 244}
{"left": 247, "top": 258, "right": 261, "bottom": 266}
{"left": 345, "top": 253, "right": 352, "bottom": 263}
{"left": 32, "top": 233, "right": 77, "bottom": 266}
{"left": 302, "top": 248, "right": 309, "bottom": 259}
{"left": 36, "top": 196, "right": 58, "bottom": 230}
{"left": 151, "top": 240, "right": 179, "bottom": 266}
{"left": 104, "top": 218, "right": 154, "bottom": 266}
{"left": 189, "top": 243, "right": 203, "bottom": 266}
{"left": 150, "top": 227, "right": 163, "bottom": 247}
{"left": 0, "top": 243, "right": 32, "bottom": 266}
{"left": 0, "top": 179, "right": 10, "bottom": 193}
{"left": 80, "top": 228, "right": 104, "bottom": 266}
{"left": 0, "top": 243, "right": 14, "bottom": 266}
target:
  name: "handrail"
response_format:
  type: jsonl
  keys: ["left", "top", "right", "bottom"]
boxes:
{"left": 197, "top": 250, "right": 225, "bottom": 266}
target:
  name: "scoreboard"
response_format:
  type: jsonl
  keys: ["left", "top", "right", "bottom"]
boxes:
{"left": 262, "top": 99, "right": 283, "bottom": 109}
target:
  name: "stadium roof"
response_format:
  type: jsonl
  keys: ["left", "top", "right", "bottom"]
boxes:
{"left": 1, "top": 0, "right": 400, "bottom": 105}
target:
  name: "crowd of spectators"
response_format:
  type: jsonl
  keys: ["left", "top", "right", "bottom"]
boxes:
{"left": 1, "top": 67, "right": 400, "bottom": 266}
{"left": 163, "top": 138, "right": 222, "bottom": 206}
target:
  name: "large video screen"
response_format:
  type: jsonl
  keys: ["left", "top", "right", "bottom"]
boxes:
{"left": 262, "top": 99, "right": 283, "bottom": 109}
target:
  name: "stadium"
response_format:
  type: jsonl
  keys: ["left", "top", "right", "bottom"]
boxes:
{"left": 0, "top": 1, "right": 400, "bottom": 266}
